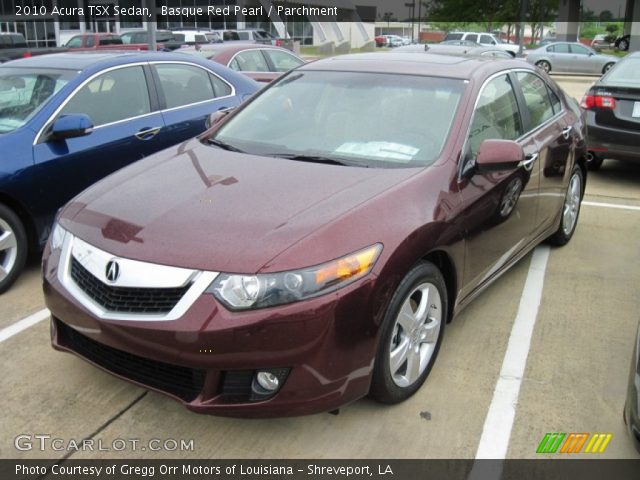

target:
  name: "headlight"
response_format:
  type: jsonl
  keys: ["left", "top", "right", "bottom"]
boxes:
{"left": 208, "top": 244, "right": 382, "bottom": 310}
{"left": 50, "top": 222, "right": 68, "bottom": 250}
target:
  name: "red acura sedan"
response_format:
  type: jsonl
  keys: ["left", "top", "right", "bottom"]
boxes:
{"left": 179, "top": 44, "right": 305, "bottom": 83}
{"left": 43, "top": 53, "right": 587, "bottom": 417}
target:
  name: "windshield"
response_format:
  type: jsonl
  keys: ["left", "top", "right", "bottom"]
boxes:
{"left": 0, "top": 67, "right": 76, "bottom": 134}
{"left": 211, "top": 71, "right": 465, "bottom": 168}
{"left": 602, "top": 58, "right": 640, "bottom": 87}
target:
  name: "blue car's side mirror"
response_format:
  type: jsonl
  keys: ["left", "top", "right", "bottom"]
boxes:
{"left": 50, "top": 114, "right": 94, "bottom": 141}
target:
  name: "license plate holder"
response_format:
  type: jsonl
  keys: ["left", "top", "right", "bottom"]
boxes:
{"left": 633, "top": 101, "right": 640, "bottom": 118}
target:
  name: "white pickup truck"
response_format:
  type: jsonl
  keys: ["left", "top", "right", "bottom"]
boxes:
{"left": 444, "top": 32, "right": 519, "bottom": 56}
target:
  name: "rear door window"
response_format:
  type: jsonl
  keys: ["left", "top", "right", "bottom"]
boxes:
{"left": 264, "top": 49, "right": 304, "bottom": 72}
{"left": 231, "top": 50, "right": 270, "bottom": 72}
{"left": 516, "top": 72, "right": 555, "bottom": 130}
{"left": 155, "top": 63, "right": 231, "bottom": 108}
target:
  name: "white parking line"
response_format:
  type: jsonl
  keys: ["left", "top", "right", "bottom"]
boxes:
{"left": 0, "top": 308, "right": 50, "bottom": 343}
{"left": 474, "top": 246, "right": 551, "bottom": 459}
{"left": 583, "top": 201, "right": 640, "bottom": 211}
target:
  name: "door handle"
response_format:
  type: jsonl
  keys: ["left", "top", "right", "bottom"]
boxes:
{"left": 519, "top": 152, "right": 539, "bottom": 171}
{"left": 135, "top": 126, "right": 161, "bottom": 140}
{"left": 562, "top": 126, "right": 573, "bottom": 140}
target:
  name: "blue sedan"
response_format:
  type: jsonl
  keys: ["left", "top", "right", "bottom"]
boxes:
{"left": 0, "top": 51, "right": 259, "bottom": 292}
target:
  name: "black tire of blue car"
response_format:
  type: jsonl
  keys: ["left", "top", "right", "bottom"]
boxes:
{"left": 547, "top": 165, "right": 584, "bottom": 246}
{"left": 0, "top": 204, "right": 28, "bottom": 294}
{"left": 370, "top": 261, "right": 447, "bottom": 404}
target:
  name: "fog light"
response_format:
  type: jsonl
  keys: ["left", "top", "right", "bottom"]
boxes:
{"left": 256, "top": 371, "right": 280, "bottom": 391}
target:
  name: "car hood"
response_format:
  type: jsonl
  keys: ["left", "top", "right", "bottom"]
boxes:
{"left": 62, "top": 139, "right": 417, "bottom": 273}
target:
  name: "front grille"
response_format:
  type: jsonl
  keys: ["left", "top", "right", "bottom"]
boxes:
{"left": 56, "top": 319, "right": 206, "bottom": 402}
{"left": 70, "top": 256, "right": 190, "bottom": 314}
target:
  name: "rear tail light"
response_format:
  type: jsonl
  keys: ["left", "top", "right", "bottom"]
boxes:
{"left": 581, "top": 94, "right": 616, "bottom": 110}
{"left": 22, "top": 52, "right": 32, "bottom": 58}
{"left": 275, "top": 39, "right": 281, "bottom": 47}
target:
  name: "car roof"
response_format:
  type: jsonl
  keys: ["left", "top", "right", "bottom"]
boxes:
{"left": 180, "top": 44, "right": 292, "bottom": 54}
{"left": 300, "top": 52, "right": 526, "bottom": 79}
{"left": 1, "top": 51, "right": 213, "bottom": 71}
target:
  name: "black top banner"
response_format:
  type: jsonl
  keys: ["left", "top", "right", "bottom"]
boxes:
{"left": 0, "top": 1, "right": 631, "bottom": 24}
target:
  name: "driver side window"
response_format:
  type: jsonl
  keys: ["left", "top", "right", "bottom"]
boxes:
{"left": 468, "top": 74, "right": 523, "bottom": 159}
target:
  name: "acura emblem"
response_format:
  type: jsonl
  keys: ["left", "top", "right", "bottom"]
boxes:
{"left": 105, "top": 260, "right": 120, "bottom": 282}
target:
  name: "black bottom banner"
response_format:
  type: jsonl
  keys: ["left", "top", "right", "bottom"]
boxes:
{"left": 3, "top": 459, "right": 640, "bottom": 480}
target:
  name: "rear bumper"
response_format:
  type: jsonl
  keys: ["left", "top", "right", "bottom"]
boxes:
{"left": 586, "top": 115, "right": 640, "bottom": 163}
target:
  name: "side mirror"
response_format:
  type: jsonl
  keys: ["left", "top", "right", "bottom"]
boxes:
{"left": 206, "top": 107, "right": 234, "bottom": 129}
{"left": 50, "top": 114, "right": 93, "bottom": 141}
{"left": 475, "top": 139, "right": 524, "bottom": 171}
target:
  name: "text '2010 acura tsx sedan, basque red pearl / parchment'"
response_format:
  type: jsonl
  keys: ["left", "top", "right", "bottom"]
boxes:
{"left": 43, "top": 53, "right": 587, "bottom": 417}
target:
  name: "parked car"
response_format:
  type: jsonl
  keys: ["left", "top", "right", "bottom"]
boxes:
{"left": 580, "top": 52, "right": 640, "bottom": 170}
{"left": 0, "top": 52, "right": 259, "bottom": 292}
{"left": 537, "top": 37, "right": 557, "bottom": 47}
{"left": 624, "top": 321, "right": 640, "bottom": 454}
{"left": 169, "top": 29, "right": 222, "bottom": 45}
{"left": 43, "top": 52, "right": 587, "bottom": 417}
{"left": 180, "top": 44, "right": 304, "bottom": 83}
{"left": 615, "top": 34, "right": 631, "bottom": 51}
{"left": 375, "top": 35, "right": 386, "bottom": 47}
{"left": 526, "top": 42, "right": 618, "bottom": 74}
{"left": 119, "top": 30, "right": 185, "bottom": 50}
{"left": 236, "top": 29, "right": 282, "bottom": 46}
{"left": 444, "top": 31, "right": 518, "bottom": 56}
{"left": 399, "top": 44, "right": 514, "bottom": 59}
{"left": 590, "top": 34, "right": 612, "bottom": 50}
{"left": 382, "top": 35, "right": 404, "bottom": 48}
{"left": 0, "top": 32, "right": 63, "bottom": 63}
{"left": 64, "top": 33, "right": 165, "bottom": 51}
{"left": 440, "top": 40, "right": 481, "bottom": 47}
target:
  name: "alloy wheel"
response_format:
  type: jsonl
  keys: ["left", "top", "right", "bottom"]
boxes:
{"left": 0, "top": 217, "right": 18, "bottom": 282}
{"left": 562, "top": 171, "right": 582, "bottom": 236}
{"left": 389, "top": 282, "right": 442, "bottom": 387}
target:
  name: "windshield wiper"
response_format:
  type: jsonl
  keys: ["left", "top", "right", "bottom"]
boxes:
{"left": 206, "top": 138, "right": 244, "bottom": 153}
{"left": 267, "top": 153, "right": 360, "bottom": 167}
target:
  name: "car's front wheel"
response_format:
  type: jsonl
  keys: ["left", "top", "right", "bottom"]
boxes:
{"left": 603, "top": 62, "right": 615, "bottom": 74}
{"left": 370, "top": 261, "right": 447, "bottom": 404}
{"left": 618, "top": 38, "right": 629, "bottom": 51}
{"left": 547, "top": 165, "right": 584, "bottom": 246}
{"left": 0, "top": 204, "right": 28, "bottom": 293}
{"left": 536, "top": 60, "right": 551, "bottom": 73}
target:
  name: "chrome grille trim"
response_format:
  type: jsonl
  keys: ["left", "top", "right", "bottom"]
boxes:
{"left": 58, "top": 233, "right": 218, "bottom": 321}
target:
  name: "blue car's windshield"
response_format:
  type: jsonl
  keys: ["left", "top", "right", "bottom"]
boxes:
{"left": 0, "top": 67, "right": 76, "bottom": 134}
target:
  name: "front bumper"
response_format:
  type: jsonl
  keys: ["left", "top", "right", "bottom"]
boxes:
{"left": 43, "top": 240, "right": 383, "bottom": 418}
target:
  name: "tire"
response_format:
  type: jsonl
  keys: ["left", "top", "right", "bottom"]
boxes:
{"left": 0, "top": 204, "right": 28, "bottom": 294}
{"left": 370, "top": 261, "right": 447, "bottom": 404}
{"left": 602, "top": 63, "right": 615, "bottom": 74}
{"left": 547, "top": 165, "right": 583, "bottom": 246}
{"left": 618, "top": 39, "right": 629, "bottom": 51}
{"left": 536, "top": 60, "right": 551, "bottom": 73}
